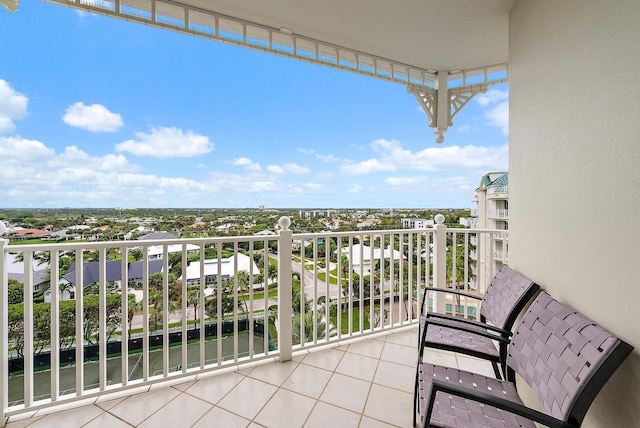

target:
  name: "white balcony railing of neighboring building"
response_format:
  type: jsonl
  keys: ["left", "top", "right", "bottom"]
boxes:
{"left": 0, "top": 215, "right": 507, "bottom": 422}
{"left": 487, "top": 209, "right": 509, "bottom": 219}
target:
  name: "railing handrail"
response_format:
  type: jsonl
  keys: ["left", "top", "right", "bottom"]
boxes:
{"left": 0, "top": 220, "right": 509, "bottom": 421}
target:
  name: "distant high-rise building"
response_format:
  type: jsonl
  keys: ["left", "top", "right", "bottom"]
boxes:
{"left": 470, "top": 172, "right": 508, "bottom": 292}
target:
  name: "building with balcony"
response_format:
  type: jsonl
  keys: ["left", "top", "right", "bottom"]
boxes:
{"left": 401, "top": 218, "right": 434, "bottom": 229}
{"left": 470, "top": 172, "right": 509, "bottom": 290}
{"left": 1, "top": 1, "right": 639, "bottom": 426}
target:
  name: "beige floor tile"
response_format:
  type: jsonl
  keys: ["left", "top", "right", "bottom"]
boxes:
{"left": 94, "top": 396, "right": 126, "bottom": 412}
{"left": 28, "top": 405, "right": 104, "bottom": 428}
{"left": 380, "top": 342, "right": 416, "bottom": 367}
{"left": 386, "top": 328, "right": 418, "bottom": 348}
{"left": 185, "top": 371, "right": 245, "bottom": 405}
{"left": 363, "top": 384, "right": 414, "bottom": 427}
{"left": 319, "top": 373, "right": 370, "bottom": 413}
{"left": 248, "top": 360, "right": 298, "bottom": 386}
{"left": 373, "top": 360, "right": 415, "bottom": 393}
{"left": 345, "top": 339, "right": 385, "bottom": 359}
{"left": 5, "top": 415, "right": 44, "bottom": 428}
{"left": 359, "top": 415, "right": 399, "bottom": 428}
{"left": 83, "top": 412, "right": 133, "bottom": 428}
{"left": 304, "top": 401, "right": 361, "bottom": 428}
{"left": 456, "top": 355, "right": 497, "bottom": 377}
{"left": 138, "top": 393, "right": 211, "bottom": 428}
{"left": 107, "top": 386, "right": 180, "bottom": 427}
{"left": 217, "top": 377, "right": 277, "bottom": 419}
{"left": 170, "top": 379, "right": 196, "bottom": 392}
{"left": 300, "top": 348, "right": 345, "bottom": 371}
{"left": 254, "top": 388, "right": 316, "bottom": 428}
{"left": 335, "top": 352, "right": 379, "bottom": 382}
{"left": 421, "top": 348, "right": 457, "bottom": 368}
{"left": 281, "top": 364, "right": 332, "bottom": 399}
{"left": 192, "top": 406, "right": 251, "bottom": 428}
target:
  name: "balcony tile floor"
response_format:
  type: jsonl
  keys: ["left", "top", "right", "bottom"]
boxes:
{"left": 5, "top": 326, "right": 494, "bottom": 427}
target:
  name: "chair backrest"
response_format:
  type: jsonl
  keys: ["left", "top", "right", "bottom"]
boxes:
{"left": 479, "top": 264, "right": 539, "bottom": 330}
{"left": 507, "top": 292, "right": 633, "bottom": 426}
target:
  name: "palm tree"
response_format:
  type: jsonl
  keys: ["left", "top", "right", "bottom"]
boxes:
{"left": 267, "top": 263, "right": 278, "bottom": 286}
{"left": 292, "top": 311, "right": 327, "bottom": 344}
{"left": 186, "top": 289, "right": 200, "bottom": 328}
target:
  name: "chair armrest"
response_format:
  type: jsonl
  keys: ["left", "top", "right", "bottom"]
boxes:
{"left": 425, "top": 287, "right": 483, "bottom": 301}
{"left": 423, "top": 379, "right": 577, "bottom": 428}
{"left": 419, "top": 319, "right": 510, "bottom": 360}
{"left": 420, "top": 286, "right": 481, "bottom": 312}
{"left": 425, "top": 312, "right": 512, "bottom": 336}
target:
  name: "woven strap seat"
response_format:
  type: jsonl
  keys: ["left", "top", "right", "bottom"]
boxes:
{"left": 417, "top": 364, "right": 535, "bottom": 428}
{"left": 423, "top": 319, "right": 500, "bottom": 361}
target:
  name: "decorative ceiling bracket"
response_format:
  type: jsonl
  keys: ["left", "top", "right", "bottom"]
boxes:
{"left": 408, "top": 72, "right": 495, "bottom": 143}
{"left": 0, "top": 0, "right": 19, "bottom": 12}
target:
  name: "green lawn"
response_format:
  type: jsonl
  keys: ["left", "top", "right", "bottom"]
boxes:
{"left": 329, "top": 305, "right": 371, "bottom": 334}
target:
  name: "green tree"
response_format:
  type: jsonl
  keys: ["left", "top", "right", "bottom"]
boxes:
{"left": 8, "top": 278, "right": 23, "bottom": 304}
{"left": 204, "top": 294, "right": 244, "bottom": 320}
{"left": 292, "top": 311, "right": 327, "bottom": 344}
{"left": 186, "top": 288, "right": 200, "bottom": 328}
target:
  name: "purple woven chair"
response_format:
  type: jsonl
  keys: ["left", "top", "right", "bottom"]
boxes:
{"left": 416, "top": 292, "right": 633, "bottom": 427}
{"left": 418, "top": 265, "right": 539, "bottom": 380}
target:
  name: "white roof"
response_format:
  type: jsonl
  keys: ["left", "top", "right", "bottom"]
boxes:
{"left": 339, "top": 244, "right": 405, "bottom": 265}
{"left": 182, "top": 253, "right": 260, "bottom": 282}
{"left": 147, "top": 244, "right": 200, "bottom": 257}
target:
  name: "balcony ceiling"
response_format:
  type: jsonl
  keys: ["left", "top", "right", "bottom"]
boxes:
{"left": 178, "top": 0, "right": 513, "bottom": 72}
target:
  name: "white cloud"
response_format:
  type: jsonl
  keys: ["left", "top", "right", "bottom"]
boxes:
{"left": 0, "top": 80, "right": 28, "bottom": 134}
{"left": 477, "top": 89, "right": 509, "bottom": 106}
{"left": 457, "top": 124, "right": 470, "bottom": 133}
{"left": 385, "top": 176, "right": 428, "bottom": 186}
{"left": 233, "top": 157, "right": 252, "bottom": 166}
{"left": 62, "top": 102, "right": 124, "bottom": 132}
{"left": 116, "top": 127, "right": 214, "bottom": 158}
{"left": 341, "top": 158, "right": 396, "bottom": 175}
{"left": 486, "top": 101, "right": 509, "bottom": 135}
{"left": 233, "top": 157, "right": 262, "bottom": 171}
{"left": 267, "top": 165, "right": 285, "bottom": 174}
{"left": 341, "top": 139, "right": 507, "bottom": 175}
{"left": 0, "top": 136, "right": 54, "bottom": 161}
{"left": 47, "top": 146, "right": 138, "bottom": 172}
{"left": 297, "top": 147, "right": 339, "bottom": 162}
{"left": 283, "top": 163, "right": 310, "bottom": 174}
{"left": 347, "top": 184, "right": 363, "bottom": 194}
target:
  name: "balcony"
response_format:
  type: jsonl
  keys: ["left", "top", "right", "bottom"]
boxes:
{"left": 487, "top": 209, "right": 509, "bottom": 219}
{"left": 0, "top": 217, "right": 507, "bottom": 425}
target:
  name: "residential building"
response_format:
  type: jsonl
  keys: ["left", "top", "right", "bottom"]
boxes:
{"left": 298, "top": 210, "right": 330, "bottom": 219}
{"left": 470, "top": 172, "right": 509, "bottom": 291}
{"left": 137, "top": 232, "right": 177, "bottom": 240}
{"left": 401, "top": 218, "right": 433, "bottom": 229}
{"left": 339, "top": 244, "right": 405, "bottom": 274}
{"left": 146, "top": 244, "right": 199, "bottom": 261}
{"left": 180, "top": 253, "right": 262, "bottom": 289}
{"left": 48, "top": 260, "right": 164, "bottom": 301}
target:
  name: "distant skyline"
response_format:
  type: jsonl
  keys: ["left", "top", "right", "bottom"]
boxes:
{"left": 0, "top": 2, "right": 508, "bottom": 209}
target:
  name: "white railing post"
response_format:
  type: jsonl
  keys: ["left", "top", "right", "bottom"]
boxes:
{"left": 433, "top": 214, "right": 447, "bottom": 314}
{"left": 277, "top": 217, "right": 293, "bottom": 361}
{"left": 0, "top": 232, "right": 8, "bottom": 425}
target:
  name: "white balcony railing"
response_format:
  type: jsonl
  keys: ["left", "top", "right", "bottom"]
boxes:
{"left": 487, "top": 209, "right": 509, "bottom": 219}
{"left": 0, "top": 215, "right": 507, "bottom": 421}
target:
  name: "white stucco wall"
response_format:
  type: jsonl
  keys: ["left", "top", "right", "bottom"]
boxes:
{"left": 509, "top": 0, "right": 640, "bottom": 425}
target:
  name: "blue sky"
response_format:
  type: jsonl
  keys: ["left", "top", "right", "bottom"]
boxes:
{"left": 0, "top": 2, "right": 508, "bottom": 209}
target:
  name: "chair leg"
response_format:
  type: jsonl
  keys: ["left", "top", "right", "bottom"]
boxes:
{"left": 413, "top": 368, "right": 419, "bottom": 427}
{"left": 491, "top": 361, "right": 502, "bottom": 380}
